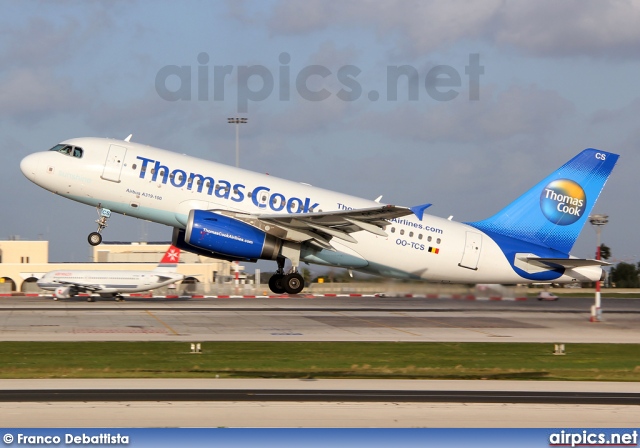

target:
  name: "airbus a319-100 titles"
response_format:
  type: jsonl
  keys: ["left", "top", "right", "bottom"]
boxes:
{"left": 20, "top": 136, "right": 619, "bottom": 295}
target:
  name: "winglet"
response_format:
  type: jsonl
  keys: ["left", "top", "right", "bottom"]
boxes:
{"left": 409, "top": 203, "right": 432, "bottom": 221}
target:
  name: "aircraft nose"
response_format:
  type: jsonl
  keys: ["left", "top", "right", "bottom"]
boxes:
{"left": 20, "top": 153, "right": 41, "bottom": 182}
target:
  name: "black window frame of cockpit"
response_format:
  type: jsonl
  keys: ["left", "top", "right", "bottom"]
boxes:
{"left": 49, "top": 144, "right": 83, "bottom": 159}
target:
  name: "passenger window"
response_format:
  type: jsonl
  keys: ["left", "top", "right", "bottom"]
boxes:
{"left": 390, "top": 227, "right": 395, "bottom": 233}
{"left": 427, "top": 236, "right": 432, "bottom": 242}
{"left": 400, "top": 229, "right": 404, "bottom": 235}
{"left": 409, "top": 232, "right": 414, "bottom": 237}
{"left": 436, "top": 238, "right": 441, "bottom": 244}
{"left": 418, "top": 234, "right": 423, "bottom": 240}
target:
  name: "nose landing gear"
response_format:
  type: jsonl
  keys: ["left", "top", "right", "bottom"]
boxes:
{"left": 88, "top": 205, "right": 111, "bottom": 246}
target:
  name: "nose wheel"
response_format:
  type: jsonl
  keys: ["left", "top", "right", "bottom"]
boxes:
{"left": 88, "top": 205, "right": 111, "bottom": 246}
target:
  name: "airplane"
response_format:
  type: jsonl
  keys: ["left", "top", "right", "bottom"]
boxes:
{"left": 20, "top": 136, "right": 619, "bottom": 295}
{"left": 36, "top": 245, "right": 185, "bottom": 301}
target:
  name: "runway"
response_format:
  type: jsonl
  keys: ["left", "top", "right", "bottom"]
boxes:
{"left": 0, "top": 295, "right": 638, "bottom": 343}
{"left": 2, "top": 379, "right": 640, "bottom": 428}
{"left": 1, "top": 295, "right": 639, "bottom": 427}
{"left": 4, "top": 387, "right": 640, "bottom": 405}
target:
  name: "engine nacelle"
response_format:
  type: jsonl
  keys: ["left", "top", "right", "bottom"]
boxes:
{"left": 182, "top": 210, "right": 282, "bottom": 260}
{"left": 54, "top": 285, "right": 77, "bottom": 299}
{"left": 172, "top": 228, "right": 245, "bottom": 262}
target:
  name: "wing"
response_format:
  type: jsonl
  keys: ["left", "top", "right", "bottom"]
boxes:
{"left": 51, "top": 280, "right": 103, "bottom": 292}
{"left": 215, "top": 203, "right": 430, "bottom": 250}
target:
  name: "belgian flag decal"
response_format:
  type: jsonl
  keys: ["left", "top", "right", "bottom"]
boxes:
{"left": 428, "top": 247, "right": 439, "bottom": 254}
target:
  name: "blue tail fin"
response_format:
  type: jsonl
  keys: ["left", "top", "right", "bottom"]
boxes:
{"left": 467, "top": 149, "right": 619, "bottom": 254}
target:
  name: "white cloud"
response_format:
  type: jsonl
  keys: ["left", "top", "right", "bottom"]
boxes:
{"left": 263, "top": 0, "right": 640, "bottom": 58}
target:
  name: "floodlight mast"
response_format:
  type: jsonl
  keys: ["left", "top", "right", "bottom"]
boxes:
{"left": 227, "top": 117, "right": 248, "bottom": 168}
{"left": 589, "top": 214, "right": 608, "bottom": 322}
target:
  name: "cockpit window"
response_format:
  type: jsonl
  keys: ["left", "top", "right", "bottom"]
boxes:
{"left": 49, "top": 144, "right": 83, "bottom": 158}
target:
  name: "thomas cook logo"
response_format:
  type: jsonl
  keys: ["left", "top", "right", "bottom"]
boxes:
{"left": 540, "top": 179, "right": 586, "bottom": 226}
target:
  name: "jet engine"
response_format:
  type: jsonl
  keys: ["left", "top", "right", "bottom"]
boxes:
{"left": 177, "top": 210, "right": 282, "bottom": 261}
{"left": 54, "top": 285, "right": 77, "bottom": 299}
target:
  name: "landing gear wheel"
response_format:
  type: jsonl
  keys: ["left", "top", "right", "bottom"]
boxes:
{"left": 283, "top": 273, "right": 304, "bottom": 295}
{"left": 88, "top": 205, "right": 111, "bottom": 246}
{"left": 268, "top": 275, "right": 286, "bottom": 294}
{"left": 88, "top": 232, "right": 102, "bottom": 246}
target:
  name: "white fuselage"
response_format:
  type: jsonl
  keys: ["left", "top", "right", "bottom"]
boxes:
{"left": 21, "top": 137, "right": 600, "bottom": 284}
{"left": 37, "top": 269, "right": 184, "bottom": 294}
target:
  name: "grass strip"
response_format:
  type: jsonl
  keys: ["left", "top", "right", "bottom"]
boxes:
{"left": 0, "top": 341, "right": 639, "bottom": 381}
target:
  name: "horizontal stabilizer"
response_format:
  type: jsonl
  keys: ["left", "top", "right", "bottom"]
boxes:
{"left": 528, "top": 257, "right": 611, "bottom": 269}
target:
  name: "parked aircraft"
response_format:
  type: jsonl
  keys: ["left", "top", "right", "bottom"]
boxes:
{"left": 21, "top": 137, "right": 618, "bottom": 294}
{"left": 36, "top": 245, "right": 184, "bottom": 301}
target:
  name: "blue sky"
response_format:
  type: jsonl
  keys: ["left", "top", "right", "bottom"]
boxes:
{"left": 3, "top": 0, "right": 640, "bottom": 266}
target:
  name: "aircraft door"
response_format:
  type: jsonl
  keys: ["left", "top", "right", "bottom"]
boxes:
{"left": 101, "top": 144, "right": 127, "bottom": 182}
{"left": 459, "top": 231, "right": 482, "bottom": 270}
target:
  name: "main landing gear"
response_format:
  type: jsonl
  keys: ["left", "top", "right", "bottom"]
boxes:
{"left": 88, "top": 205, "right": 111, "bottom": 246}
{"left": 268, "top": 255, "right": 305, "bottom": 295}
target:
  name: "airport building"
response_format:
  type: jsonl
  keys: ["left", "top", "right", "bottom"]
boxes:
{"left": 0, "top": 240, "right": 243, "bottom": 294}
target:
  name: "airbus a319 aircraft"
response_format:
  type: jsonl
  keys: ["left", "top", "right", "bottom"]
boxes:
{"left": 37, "top": 245, "right": 184, "bottom": 301}
{"left": 20, "top": 136, "right": 619, "bottom": 295}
